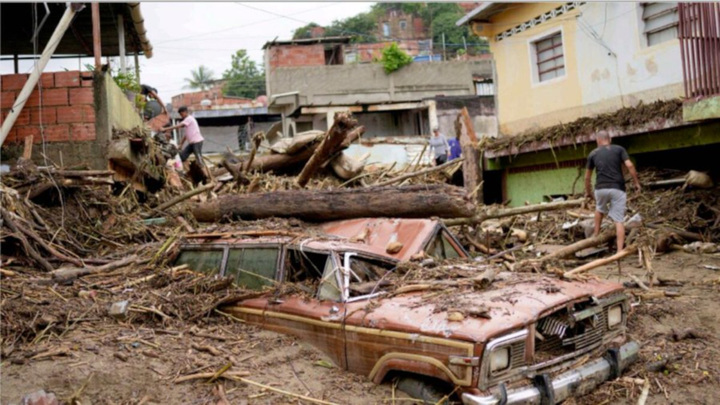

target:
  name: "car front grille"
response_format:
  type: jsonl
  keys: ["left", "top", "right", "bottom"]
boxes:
{"left": 536, "top": 306, "right": 609, "bottom": 359}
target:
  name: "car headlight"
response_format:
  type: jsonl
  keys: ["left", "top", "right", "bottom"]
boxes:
{"left": 490, "top": 347, "right": 510, "bottom": 372}
{"left": 607, "top": 304, "right": 623, "bottom": 328}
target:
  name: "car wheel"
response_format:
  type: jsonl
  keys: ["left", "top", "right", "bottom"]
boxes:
{"left": 395, "top": 374, "right": 454, "bottom": 404}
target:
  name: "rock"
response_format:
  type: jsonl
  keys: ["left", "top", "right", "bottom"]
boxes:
{"left": 447, "top": 311, "right": 465, "bottom": 322}
{"left": 386, "top": 241, "right": 404, "bottom": 254}
{"left": 21, "top": 390, "right": 59, "bottom": 405}
{"left": 108, "top": 300, "right": 130, "bottom": 320}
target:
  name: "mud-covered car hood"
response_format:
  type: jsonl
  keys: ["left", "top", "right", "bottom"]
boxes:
{"left": 343, "top": 273, "right": 624, "bottom": 343}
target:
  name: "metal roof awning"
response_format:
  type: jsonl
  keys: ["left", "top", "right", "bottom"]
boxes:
{"left": 262, "top": 36, "right": 352, "bottom": 50}
{"left": 0, "top": 2, "right": 152, "bottom": 58}
{"left": 456, "top": 3, "right": 512, "bottom": 26}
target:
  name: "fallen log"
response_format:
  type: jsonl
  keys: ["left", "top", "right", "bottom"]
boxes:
{"left": 538, "top": 231, "right": 616, "bottom": 262}
{"left": 374, "top": 158, "right": 465, "bottom": 187}
{"left": 52, "top": 255, "right": 140, "bottom": 283}
{"left": 563, "top": 245, "right": 638, "bottom": 278}
{"left": 154, "top": 183, "right": 214, "bottom": 213}
{"left": 457, "top": 107, "right": 482, "bottom": 202}
{"left": 445, "top": 198, "right": 584, "bottom": 226}
{"left": 192, "top": 184, "right": 475, "bottom": 222}
{"left": 243, "top": 131, "right": 264, "bottom": 172}
{"left": 296, "top": 113, "right": 360, "bottom": 187}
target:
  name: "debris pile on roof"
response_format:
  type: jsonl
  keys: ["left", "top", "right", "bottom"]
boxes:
{"left": 481, "top": 99, "right": 683, "bottom": 155}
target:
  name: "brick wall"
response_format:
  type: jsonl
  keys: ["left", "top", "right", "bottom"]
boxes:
{"left": 267, "top": 44, "right": 327, "bottom": 68}
{"left": 1, "top": 70, "right": 95, "bottom": 145}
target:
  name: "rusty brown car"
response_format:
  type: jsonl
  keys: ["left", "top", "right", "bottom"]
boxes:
{"left": 175, "top": 218, "right": 638, "bottom": 404}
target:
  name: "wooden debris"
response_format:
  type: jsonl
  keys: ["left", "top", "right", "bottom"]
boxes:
{"left": 192, "top": 184, "right": 475, "bottom": 222}
{"left": 564, "top": 245, "right": 638, "bottom": 278}
{"left": 445, "top": 198, "right": 584, "bottom": 226}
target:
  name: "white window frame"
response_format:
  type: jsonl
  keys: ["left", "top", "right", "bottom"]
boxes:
{"left": 639, "top": 2, "right": 679, "bottom": 48}
{"left": 528, "top": 27, "right": 567, "bottom": 87}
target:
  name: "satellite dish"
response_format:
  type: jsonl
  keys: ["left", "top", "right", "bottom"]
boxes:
{"left": 200, "top": 99, "right": 212, "bottom": 107}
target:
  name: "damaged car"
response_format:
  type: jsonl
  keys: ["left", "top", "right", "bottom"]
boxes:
{"left": 174, "top": 218, "right": 638, "bottom": 404}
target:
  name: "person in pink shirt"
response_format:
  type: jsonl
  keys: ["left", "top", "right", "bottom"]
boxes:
{"left": 162, "top": 106, "right": 205, "bottom": 170}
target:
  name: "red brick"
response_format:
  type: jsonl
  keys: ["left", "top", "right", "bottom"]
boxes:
{"left": 14, "top": 108, "right": 31, "bottom": 126}
{"left": 24, "top": 90, "right": 40, "bottom": 107}
{"left": 1, "top": 74, "right": 29, "bottom": 91}
{"left": 69, "top": 87, "right": 94, "bottom": 105}
{"left": 54, "top": 71, "right": 81, "bottom": 87}
{"left": 42, "top": 124, "right": 70, "bottom": 142}
{"left": 69, "top": 123, "right": 95, "bottom": 141}
{"left": 80, "top": 72, "right": 94, "bottom": 87}
{"left": 57, "top": 105, "right": 95, "bottom": 124}
{"left": 30, "top": 107, "right": 57, "bottom": 125}
{"left": 1, "top": 91, "right": 15, "bottom": 109}
{"left": 4, "top": 127, "right": 18, "bottom": 143}
{"left": 16, "top": 125, "right": 41, "bottom": 141}
{"left": 41, "top": 88, "right": 68, "bottom": 106}
{"left": 40, "top": 73, "right": 54, "bottom": 88}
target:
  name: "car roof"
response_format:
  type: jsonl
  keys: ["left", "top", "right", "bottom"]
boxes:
{"left": 182, "top": 218, "right": 446, "bottom": 262}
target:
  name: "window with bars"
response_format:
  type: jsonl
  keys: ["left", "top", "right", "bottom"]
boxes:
{"left": 642, "top": 2, "right": 679, "bottom": 46}
{"left": 533, "top": 32, "right": 565, "bottom": 82}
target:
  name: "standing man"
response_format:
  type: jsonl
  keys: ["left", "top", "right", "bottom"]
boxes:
{"left": 162, "top": 106, "right": 205, "bottom": 170}
{"left": 584, "top": 131, "right": 641, "bottom": 252}
{"left": 428, "top": 127, "right": 451, "bottom": 166}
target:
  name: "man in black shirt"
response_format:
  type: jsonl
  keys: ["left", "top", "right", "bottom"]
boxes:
{"left": 140, "top": 84, "right": 168, "bottom": 118}
{"left": 584, "top": 131, "right": 641, "bottom": 251}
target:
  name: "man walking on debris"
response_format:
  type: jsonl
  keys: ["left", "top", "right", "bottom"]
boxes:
{"left": 585, "top": 131, "right": 641, "bottom": 252}
{"left": 162, "top": 106, "right": 205, "bottom": 170}
{"left": 140, "top": 84, "right": 168, "bottom": 118}
{"left": 428, "top": 127, "right": 451, "bottom": 166}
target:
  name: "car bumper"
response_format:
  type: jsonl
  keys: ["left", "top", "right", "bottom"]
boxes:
{"left": 462, "top": 341, "right": 640, "bottom": 405}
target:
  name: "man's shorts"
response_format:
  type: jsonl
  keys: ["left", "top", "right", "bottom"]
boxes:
{"left": 179, "top": 141, "right": 204, "bottom": 166}
{"left": 594, "top": 188, "right": 626, "bottom": 223}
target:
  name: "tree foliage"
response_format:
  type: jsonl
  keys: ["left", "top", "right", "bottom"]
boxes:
{"left": 325, "top": 13, "right": 377, "bottom": 43}
{"left": 222, "top": 49, "right": 266, "bottom": 99}
{"left": 293, "top": 22, "right": 321, "bottom": 40}
{"left": 184, "top": 65, "right": 215, "bottom": 91}
{"left": 380, "top": 43, "right": 413, "bottom": 73}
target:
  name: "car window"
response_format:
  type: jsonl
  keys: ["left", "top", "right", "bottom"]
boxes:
{"left": 175, "top": 249, "right": 224, "bottom": 275}
{"left": 347, "top": 256, "right": 394, "bottom": 298}
{"left": 428, "top": 231, "right": 462, "bottom": 260}
{"left": 317, "top": 257, "right": 342, "bottom": 301}
{"left": 226, "top": 247, "right": 279, "bottom": 290}
{"left": 286, "top": 249, "right": 341, "bottom": 301}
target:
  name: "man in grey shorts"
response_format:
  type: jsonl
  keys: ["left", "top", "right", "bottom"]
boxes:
{"left": 584, "top": 131, "right": 641, "bottom": 251}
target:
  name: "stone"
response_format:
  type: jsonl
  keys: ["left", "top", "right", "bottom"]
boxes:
{"left": 21, "top": 390, "right": 59, "bottom": 405}
{"left": 108, "top": 300, "right": 130, "bottom": 320}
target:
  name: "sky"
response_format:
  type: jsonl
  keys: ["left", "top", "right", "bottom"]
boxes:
{"left": 1, "top": 2, "right": 375, "bottom": 99}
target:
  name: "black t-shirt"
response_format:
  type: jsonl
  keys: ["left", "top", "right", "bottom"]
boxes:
{"left": 587, "top": 144, "right": 630, "bottom": 191}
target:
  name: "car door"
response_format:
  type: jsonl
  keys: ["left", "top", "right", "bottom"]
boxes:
{"left": 262, "top": 248, "right": 348, "bottom": 369}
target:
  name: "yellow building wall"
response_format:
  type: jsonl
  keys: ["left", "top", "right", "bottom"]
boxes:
{"left": 479, "top": 3, "right": 583, "bottom": 135}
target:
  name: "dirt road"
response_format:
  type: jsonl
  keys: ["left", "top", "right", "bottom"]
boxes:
{"left": 3, "top": 251, "right": 719, "bottom": 404}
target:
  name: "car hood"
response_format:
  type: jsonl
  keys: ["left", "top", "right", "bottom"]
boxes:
{"left": 343, "top": 272, "right": 623, "bottom": 344}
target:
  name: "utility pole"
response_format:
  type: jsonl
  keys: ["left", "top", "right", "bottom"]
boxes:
{"left": 463, "top": 37, "right": 468, "bottom": 53}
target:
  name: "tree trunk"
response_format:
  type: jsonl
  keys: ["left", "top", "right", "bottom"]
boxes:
{"left": 192, "top": 184, "right": 475, "bottom": 222}
{"left": 456, "top": 107, "right": 482, "bottom": 203}
{"left": 564, "top": 245, "right": 638, "bottom": 278}
{"left": 445, "top": 198, "right": 584, "bottom": 226}
{"left": 296, "top": 112, "right": 360, "bottom": 187}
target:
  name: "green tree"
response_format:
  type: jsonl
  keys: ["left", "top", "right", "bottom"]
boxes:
{"left": 325, "top": 12, "right": 377, "bottom": 43}
{"left": 222, "top": 50, "right": 265, "bottom": 99}
{"left": 380, "top": 42, "right": 413, "bottom": 73}
{"left": 293, "top": 22, "right": 321, "bottom": 40}
{"left": 184, "top": 65, "right": 215, "bottom": 91}
{"left": 430, "top": 11, "right": 470, "bottom": 54}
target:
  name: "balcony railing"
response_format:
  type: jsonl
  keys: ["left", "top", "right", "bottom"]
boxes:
{"left": 679, "top": 3, "right": 720, "bottom": 99}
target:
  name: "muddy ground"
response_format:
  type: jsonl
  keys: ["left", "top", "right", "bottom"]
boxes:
{"left": 2, "top": 251, "right": 719, "bottom": 405}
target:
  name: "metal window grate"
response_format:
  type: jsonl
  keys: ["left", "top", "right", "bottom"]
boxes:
{"left": 534, "top": 32, "right": 565, "bottom": 82}
{"left": 679, "top": 3, "right": 720, "bottom": 99}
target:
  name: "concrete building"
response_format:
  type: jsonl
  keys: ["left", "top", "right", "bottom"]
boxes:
{"left": 458, "top": 2, "right": 720, "bottom": 205}
{"left": 264, "top": 37, "right": 497, "bottom": 165}
{"left": 1, "top": 3, "right": 153, "bottom": 169}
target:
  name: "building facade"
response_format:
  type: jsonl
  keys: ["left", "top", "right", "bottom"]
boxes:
{"left": 458, "top": 2, "right": 720, "bottom": 205}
